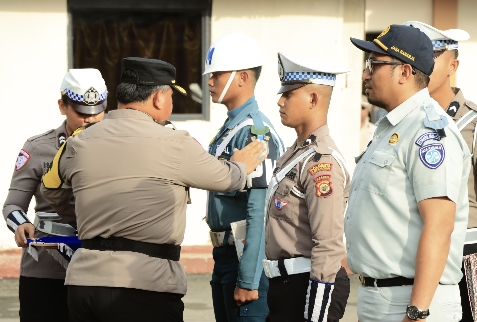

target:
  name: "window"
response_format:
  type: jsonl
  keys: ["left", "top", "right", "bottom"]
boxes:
{"left": 68, "top": 0, "right": 211, "bottom": 120}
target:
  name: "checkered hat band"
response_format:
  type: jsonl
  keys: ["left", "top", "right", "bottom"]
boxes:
{"left": 432, "top": 39, "right": 458, "bottom": 50}
{"left": 283, "top": 72, "right": 336, "bottom": 86}
{"left": 64, "top": 88, "right": 108, "bottom": 103}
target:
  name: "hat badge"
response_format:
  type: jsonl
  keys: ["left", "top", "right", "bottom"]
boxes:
{"left": 377, "top": 25, "right": 390, "bottom": 38}
{"left": 83, "top": 87, "right": 100, "bottom": 105}
{"left": 278, "top": 56, "right": 285, "bottom": 81}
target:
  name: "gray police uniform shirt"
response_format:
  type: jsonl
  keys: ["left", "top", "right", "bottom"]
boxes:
{"left": 41, "top": 109, "right": 248, "bottom": 294}
{"left": 3, "top": 121, "right": 73, "bottom": 279}
{"left": 345, "top": 89, "right": 470, "bottom": 285}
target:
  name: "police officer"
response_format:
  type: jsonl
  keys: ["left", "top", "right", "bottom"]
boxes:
{"left": 263, "top": 52, "right": 351, "bottom": 322}
{"left": 203, "top": 33, "right": 284, "bottom": 322}
{"left": 402, "top": 21, "right": 476, "bottom": 321}
{"left": 346, "top": 24, "right": 470, "bottom": 321}
{"left": 41, "top": 57, "right": 268, "bottom": 322}
{"left": 3, "top": 69, "right": 107, "bottom": 322}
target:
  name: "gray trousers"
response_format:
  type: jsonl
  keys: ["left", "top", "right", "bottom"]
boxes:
{"left": 357, "top": 283, "right": 462, "bottom": 322}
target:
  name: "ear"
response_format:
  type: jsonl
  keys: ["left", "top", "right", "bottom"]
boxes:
{"left": 398, "top": 64, "right": 413, "bottom": 84}
{"left": 58, "top": 99, "right": 67, "bottom": 115}
{"left": 448, "top": 58, "right": 459, "bottom": 76}
{"left": 152, "top": 90, "right": 163, "bottom": 111}
{"left": 237, "top": 71, "right": 249, "bottom": 87}
{"left": 310, "top": 91, "right": 319, "bottom": 109}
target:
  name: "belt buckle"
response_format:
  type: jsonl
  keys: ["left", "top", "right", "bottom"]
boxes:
{"left": 359, "top": 275, "right": 366, "bottom": 287}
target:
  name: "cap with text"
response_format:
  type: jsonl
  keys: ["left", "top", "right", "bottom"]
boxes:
{"left": 350, "top": 24, "right": 434, "bottom": 76}
{"left": 121, "top": 57, "right": 187, "bottom": 96}
{"left": 60, "top": 69, "right": 108, "bottom": 115}
{"left": 402, "top": 21, "right": 470, "bottom": 51}
{"left": 277, "top": 52, "right": 351, "bottom": 94}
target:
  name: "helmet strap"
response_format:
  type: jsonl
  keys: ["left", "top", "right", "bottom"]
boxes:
{"left": 217, "top": 71, "right": 236, "bottom": 104}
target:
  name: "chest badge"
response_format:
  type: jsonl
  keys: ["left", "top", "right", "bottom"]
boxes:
{"left": 389, "top": 133, "right": 400, "bottom": 145}
{"left": 274, "top": 197, "right": 289, "bottom": 210}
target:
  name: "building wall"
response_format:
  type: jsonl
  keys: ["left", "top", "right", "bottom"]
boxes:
{"left": 0, "top": 0, "right": 365, "bottom": 248}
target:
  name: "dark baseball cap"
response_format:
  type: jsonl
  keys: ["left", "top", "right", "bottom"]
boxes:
{"left": 350, "top": 24, "right": 434, "bottom": 76}
{"left": 121, "top": 57, "right": 187, "bottom": 96}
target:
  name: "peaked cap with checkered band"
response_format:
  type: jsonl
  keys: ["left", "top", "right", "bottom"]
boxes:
{"left": 277, "top": 52, "right": 351, "bottom": 94}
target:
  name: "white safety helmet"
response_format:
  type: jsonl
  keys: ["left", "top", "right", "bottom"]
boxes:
{"left": 203, "top": 33, "right": 265, "bottom": 75}
{"left": 203, "top": 33, "right": 265, "bottom": 103}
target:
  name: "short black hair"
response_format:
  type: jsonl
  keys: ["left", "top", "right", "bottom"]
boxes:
{"left": 454, "top": 49, "right": 459, "bottom": 59}
{"left": 250, "top": 66, "right": 262, "bottom": 82}
{"left": 117, "top": 69, "right": 169, "bottom": 104}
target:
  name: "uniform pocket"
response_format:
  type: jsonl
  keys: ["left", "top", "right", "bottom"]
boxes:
{"left": 361, "top": 150, "right": 395, "bottom": 195}
{"left": 270, "top": 179, "right": 297, "bottom": 223}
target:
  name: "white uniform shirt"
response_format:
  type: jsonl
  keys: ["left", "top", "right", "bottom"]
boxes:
{"left": 345, "top": 88, "right": 470, "bottom": 284}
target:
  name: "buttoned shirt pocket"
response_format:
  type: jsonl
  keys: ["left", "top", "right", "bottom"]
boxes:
{"left": 270, "top": 179, "right": 298, "bottom": 223}
{"left": 361, "top": 150, "right": 396, "bottom": 195}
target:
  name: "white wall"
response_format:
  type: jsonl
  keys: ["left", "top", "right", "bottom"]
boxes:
{"left": 179, "top": 0, "right": 365, "bottom": 245}
{"left": 0, "top": 0, "right": 364, "bottom": 248}
{"left": 365, "top": 0, "right": 432, "bottom": 32}
{"left": 456, "top": 0, "right": 477, "bottom": 103}
{"left": 0, "top": 0, "right": 68, "bottom": 249}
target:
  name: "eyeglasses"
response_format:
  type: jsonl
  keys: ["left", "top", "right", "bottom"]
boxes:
{"left": 365, "top": 59, "right": 404, "bottom": 75}
{"left": 365, "top": 58, "right": 416, "bottom": 75}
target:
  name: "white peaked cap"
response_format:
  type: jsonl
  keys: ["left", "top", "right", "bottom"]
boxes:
{"left": 402, "top": 21, "right": 470, "bottom": 51}
{"left": 60, "top": 69, "right": 108, "bottom": 114}
{"left": 277, "top": 52, "right": 351, "bottom": 94}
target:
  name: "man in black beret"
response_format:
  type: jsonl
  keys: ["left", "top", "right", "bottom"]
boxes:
{"left": 344, "top": 25, "right": 470, "bottom": 321}
{"left": 41, "top": 57, "right": 268, "bottom": 322}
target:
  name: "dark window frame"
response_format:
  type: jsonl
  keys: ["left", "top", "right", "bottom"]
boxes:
{"left": 67, "top": 0, "right": 211, "bottom": 121}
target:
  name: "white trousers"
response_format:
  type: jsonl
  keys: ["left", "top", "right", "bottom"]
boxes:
{"left": 357, "top": 284, "right": 462, "bottom": 322}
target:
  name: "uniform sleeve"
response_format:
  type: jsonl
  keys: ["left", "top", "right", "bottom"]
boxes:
{"left": 408, "top": 129, "right": 467, "bottom": 203}
{"left": 40, "top": 141, "right": 75, "bottom": 225}
{"left": 301, "top": 153, "right": 346, "bottom": 322}
{"left": 3, "top": 141, "right": 39, "bottom": 232}
{"left": 237, "top": 188, "right": 266, "bottom": 290}
{"left": 177, "top": 133, "right": 247, "bottom": 191}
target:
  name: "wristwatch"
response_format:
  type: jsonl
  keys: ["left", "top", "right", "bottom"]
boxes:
{"left": 406, "top": 305, "right": 430, "bottom": 320}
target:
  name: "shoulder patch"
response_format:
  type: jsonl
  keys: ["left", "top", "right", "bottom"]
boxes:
{"left": 415, "top": 132, "right": 441, "bottom": 147}
{"left": 15, "top": 149, "right": 30, "bottom": 171}
{"left": 315, "top": 177, "right": 333, "bottom": 198}
{"left": 314, "top": 174, "right": 331, "bottom": 183}
{"left": 308, "top": 163, "right": 332, "bottom": 175}
{"left": 419, "top": 143, "right": 445, "bottom": 169}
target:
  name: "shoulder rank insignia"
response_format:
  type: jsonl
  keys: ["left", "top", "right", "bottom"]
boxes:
{"left": 388, "top": 133, "right": 399, "bottom": 145}
{"left": 15, "top": 149, "right": 30, "bottom": 171}
{"left": 308, "top": 163, "right": 332, "bottom": 175}
{"left": 57, "top": 132, "right": 67, "bottom": 147}
{"left": 419, "top": 143, "right": 445, "bottom": 169}
{"left": 303, "top": 135, "right": 316, "bottom": 147}
{"left": 274, "top": 197, "right": 288, "bottom": 210}
{"left": 446, "top": 101, "right": 460, "bottom": 117}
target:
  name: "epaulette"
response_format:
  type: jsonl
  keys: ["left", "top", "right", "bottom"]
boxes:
{"left": 27, "top": 129, "right": 54, "bottom": 142}
{"left": 465, "top": 99, "right": 477, "bottom": 112}
{"left": 424, "top": 103, "right": 449, "bottom": 139}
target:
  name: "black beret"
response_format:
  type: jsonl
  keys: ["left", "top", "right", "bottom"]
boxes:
{"left": 121, "top": 57, "right": 187, "bottom": 95}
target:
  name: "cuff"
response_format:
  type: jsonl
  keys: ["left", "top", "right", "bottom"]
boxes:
{"left": 6, "top": 210, "right": 31, "bottom": 233}
{"left": 304, "top": 278, "right": 334, "bottom": 322}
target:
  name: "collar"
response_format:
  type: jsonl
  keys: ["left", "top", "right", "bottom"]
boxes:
{"left": 55, "top": 121, "right": 69, "bottom": 149}
{"left": 451, "top": 87, "right": 466, "bottom": 105}
{"left": 294, "top": 124, "right": 330, "bottom": 150}
{"left": 385, "top": 88, "right": 430, "bottom": 126}
{"left": 106, "top": 108, "right": 155, "bottom": 121}
{"left": 225, "top": 96, "right": 259, "bottom": 129}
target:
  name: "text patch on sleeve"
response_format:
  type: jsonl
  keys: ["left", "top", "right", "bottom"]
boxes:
{"left": 308, "top": 163, "right": 332, "bottom": 176}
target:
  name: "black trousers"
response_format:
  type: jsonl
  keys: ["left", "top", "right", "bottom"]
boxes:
{"left": 68, "top": 285, "right": 184, "bottom": 322}
{"left": 460, "top": 243, "right": 477, "bottom": 322}
{"left": 19, "top": 275, "right": 69, "bottom": 322}
{"left": 267, "top": 267, "right": 350, "bottom": 322}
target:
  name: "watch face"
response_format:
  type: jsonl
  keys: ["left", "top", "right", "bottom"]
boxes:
{"left": 406, "top": 306, "right": 419, "bottom": 320}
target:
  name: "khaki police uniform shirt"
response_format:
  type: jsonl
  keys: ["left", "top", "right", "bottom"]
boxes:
{"left": 41, "top": 109, "right": 247, "bottom": 294}
{"left": 265, "top": 125, "right": 349, "bottom": 282}
{"left": 345, "top": 89, "right": 470, "bottom": 284}
{"left": 3, "top": 121, "right": 73, "bottom": 279}
{"left": 448, "top": 88, "right": 477, "bottom": 228}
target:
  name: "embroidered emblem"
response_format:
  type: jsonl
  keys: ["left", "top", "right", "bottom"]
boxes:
{"left": 419, "top": 143, "right": 445, "bottom": 169}
{"left": 303, "top": 135, "right": 316, "bottom": 147}
{"left": 274, "top": 197, "right": 289, "bottom": 210}
{"left": 315, "top": 179, "right": 333, "bottom": 198}
{"left": 389, "top": 133, "right": 399, "bottom": 145}
{"left": 278, "top": 54, "right": 285, "bottom": 81}
{"left": 308, "top": 163, "right": 332, "bottom": 175}
{"left": 415, "top": 132, "right": 441, "bottom": 147}
{"left": 58, "top": 132, "right": 67, "bottom": 147}
{"left": 83, "top": 87, "right": 100, "bottom": 105}
{"left": 377, "top": 25, "right": 390, "bottom": 38}
{"left": 446, "top": 101, "right": 460, "bottom": 117}
{"left": 314, "top": 175, "right": 331, "bottom": 183}
{"left": 15, "top": 149, "right": 30, "bottom": 171}
{"left": 285, "top": 170, "right": 297, "bottom": 181}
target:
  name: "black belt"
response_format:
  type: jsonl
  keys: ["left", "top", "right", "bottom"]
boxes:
{"left": 359, "top": 275, "right": 414, "bottom": 287}
{"left": 464, "top": 243, "right": 477, "bottom": 256}
{"left": 81, "top": 237, "right": 181, "bottom": 261}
